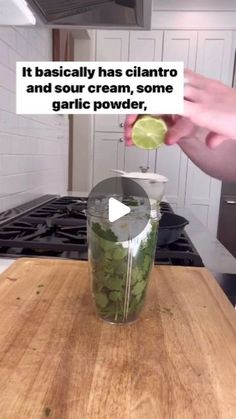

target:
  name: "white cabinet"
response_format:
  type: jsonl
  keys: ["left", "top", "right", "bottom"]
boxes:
{"left": 95, "top": 31, "right": 129, "bottom": 133}
{"left": 95, "top": 115, "right": 125, "bottom": 133}
{"left": 155, "top": 145, "right": 188, "bottom": 207}
{"left": 92, "top": 29, "right": 235, "bottom": 236}
{"left": 96, "top": 30, "right": 129, "bottom": 62}
{"left": 159, "top": 31, "right": 198, "bottom": 206}
{"left": 124, "top": 148, "right": 156, "bottom": 173}
{"left": 185, "top": 31, "right": 233, "bottom": 234}
{"left": 162, "top": 30, "right": 234, "bottom": 234}
{"left": 92, "top": 134, "right": 155, "bottom": 186}
{"left": 163, "top": 30, "right": 198, "bottom": 69}
{"left": 93, "top": 133, "right": 125, "bottom": 184}
{"left": 129, "top": 31, "right": 163, "bottom": 61}
{"left": 94, "top": 29, "right": 162, "bottom": 176}
{"left": 196, "top": 31, "right": 233, "bottom": 85}
{"left": 128, "top": 31, "right": 162, "bottom": 178}
{"left": 230, "top": 31, "right": 236, "bottom": 86}
{"left": 94, "top": 30, "right": 163, "bottom": 132}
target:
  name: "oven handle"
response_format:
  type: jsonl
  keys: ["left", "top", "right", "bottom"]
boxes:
{"left": 225, "top": 199, "right": 236, "bottom": 205}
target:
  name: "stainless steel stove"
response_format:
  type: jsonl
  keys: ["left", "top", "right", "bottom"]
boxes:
{"left": 0, "top": 195, "right": 204, "bottom": 267}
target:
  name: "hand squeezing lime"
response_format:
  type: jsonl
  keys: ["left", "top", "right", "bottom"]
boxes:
{"left": 131, "top": 116, "right": 167, "bottom": 150}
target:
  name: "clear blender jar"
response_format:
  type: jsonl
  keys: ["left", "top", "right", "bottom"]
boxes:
{"left": 87, "top": 196, "right": 161, "bottom": 324}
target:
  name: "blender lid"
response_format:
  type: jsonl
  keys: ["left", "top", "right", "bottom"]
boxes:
{"left": 120, "top": 172, "right": 168, "bottom": 182}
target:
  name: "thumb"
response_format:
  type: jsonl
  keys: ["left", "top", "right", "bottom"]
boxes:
{"left": 124, "top": 114, "right": 138, "bottom": 129}
{"left": 205, "top": 132, "right": 229, "bottom": 149}
{"left": 124, "top": 114, "right": 138, "bottom": 146}
{"left": 165, "top": 117, "right": 194, "bottom": 145}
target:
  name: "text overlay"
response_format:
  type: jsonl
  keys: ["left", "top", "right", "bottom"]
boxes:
{"left": 16, "top": 61, "right": 184, "bottom": 115}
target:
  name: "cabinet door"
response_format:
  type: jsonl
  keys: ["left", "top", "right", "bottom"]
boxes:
{"left": 185, "top": 31, "right": 233, "bottom": 235}
{"left": 124, "top": 148, "right": 156, "bottom": 173}
{"left": 123, "top": 31, "right": 163, "bottom": 173}
{"left": 163, "top": 30, "right": 198, "bottom": 69}
{"left": 158, "top": 31, "right": 198, "bottom": 206}
{"left": 155, "top": 145, "right": 187, "bottom": 207}
{"left": 196, "top": 31, "right": 233, "bottom": 85}
{"left": 96, "top": 30, "right": 129, "bottom": 61}
{"left": 230, "top": 32, "right": 236, "bottom": 88}
{"left": 93, "top": 132, "right": 125, "bottom": 185}
{"left": 95, "top": 30, "right": 129, "bottom": 132}
{"left": 129, "top": 31, "right": 163, "bottom": 61}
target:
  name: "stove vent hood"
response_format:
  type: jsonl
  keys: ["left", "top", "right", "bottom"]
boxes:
{"left": 26, "top": 0, "right": 152, "bottom": 29}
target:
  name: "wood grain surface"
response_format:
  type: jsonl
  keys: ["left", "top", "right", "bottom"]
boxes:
{"left": 0, "top": 258, "right": 235, "bottom": 419}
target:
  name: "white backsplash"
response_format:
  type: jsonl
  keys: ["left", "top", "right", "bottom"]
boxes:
{"left": 0, "top": 27, "right": 69, "bottom": 212}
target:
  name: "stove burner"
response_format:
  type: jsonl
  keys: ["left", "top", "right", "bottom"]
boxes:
{"left": 24, "top": 197, "right": 87, "bottom": 221}
{"left": 0, "top": 196, "right": 204, "bottom": 267}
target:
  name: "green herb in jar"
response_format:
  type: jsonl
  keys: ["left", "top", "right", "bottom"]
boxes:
{"left": 90, "top": 221, "right": 158, "bottom": 323}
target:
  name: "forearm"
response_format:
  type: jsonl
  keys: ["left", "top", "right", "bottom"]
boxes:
{"left": 178, "top": 131, "right": 236, "bottom": 181}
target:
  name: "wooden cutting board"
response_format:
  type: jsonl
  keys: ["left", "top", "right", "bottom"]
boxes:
{"left": 0, "top": 258, "right": 235, "bottom": 419}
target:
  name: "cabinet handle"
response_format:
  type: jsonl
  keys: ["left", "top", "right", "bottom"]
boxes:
{"left": 119, "top": 122, "right": 124, "bottom": 128}
{"left": 225, "top": 200, "right": 236, "bottom": 205}
{"left": 119, "top": 138, "right": 124, "bottom": 143}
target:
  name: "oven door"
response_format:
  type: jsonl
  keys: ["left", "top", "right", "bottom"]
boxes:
{"left": 218, "top": 195, "right": 236, "bottom": 258}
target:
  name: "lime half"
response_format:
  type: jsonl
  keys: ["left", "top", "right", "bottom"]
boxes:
{"left": 132, "top": 116, "right": 167, "bottom": 150}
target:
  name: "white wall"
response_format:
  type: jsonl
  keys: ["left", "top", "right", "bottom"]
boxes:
{"left": 152, "top": 0, "right": 236, "bottom": 29}
{"left": 72, "top": 30, "right": 95, "bottom": 193}
{"left": 0, "top": 26, "right": 69, "bottom": 212}
{"left": 153, "top": 0, "right": 236, "bottom": 10}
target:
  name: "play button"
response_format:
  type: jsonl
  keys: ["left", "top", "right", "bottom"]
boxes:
{"left": 108, "top": 197, "right": 130, "bottom": 222}
{"left": 87, "top": 176, "right": 151, "bottom": 242}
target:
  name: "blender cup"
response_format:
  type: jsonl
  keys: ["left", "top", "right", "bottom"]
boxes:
{"left": 87, "top": 197, "right": 161, "bottom": 324}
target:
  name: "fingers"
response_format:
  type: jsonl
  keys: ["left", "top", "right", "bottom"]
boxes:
{"left": 183, "top": 100, "right": 199, "bottom": 120}
{"left": 205, "top": 132, "right": 229, "bottom": 149}
{"left": 184, "top": 69, "right": 209, "bottom": 90}
{"left": 185, "top": 68, "right": 224, "bottom": 94}
{"left": 165, "top": 117, "right": 195, "bottom": 145}
{"left": 124, "top": 125, "right": 133, "bottom": 146}
{"left": 124, "top": 114, "right": 138, "bottom": 146}
{"left": 184, "top": 85, "right": 208, "bottom": 103}
{"left": 124, "top": 114, "right": 138, "bottom": 128}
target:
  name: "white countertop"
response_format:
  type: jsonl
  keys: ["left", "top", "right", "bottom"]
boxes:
{"left": 176, "top": 207, "right": 236, "bottom": 274}
{"left": 0, "top": 259, "right": 15, "bottom": 275}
